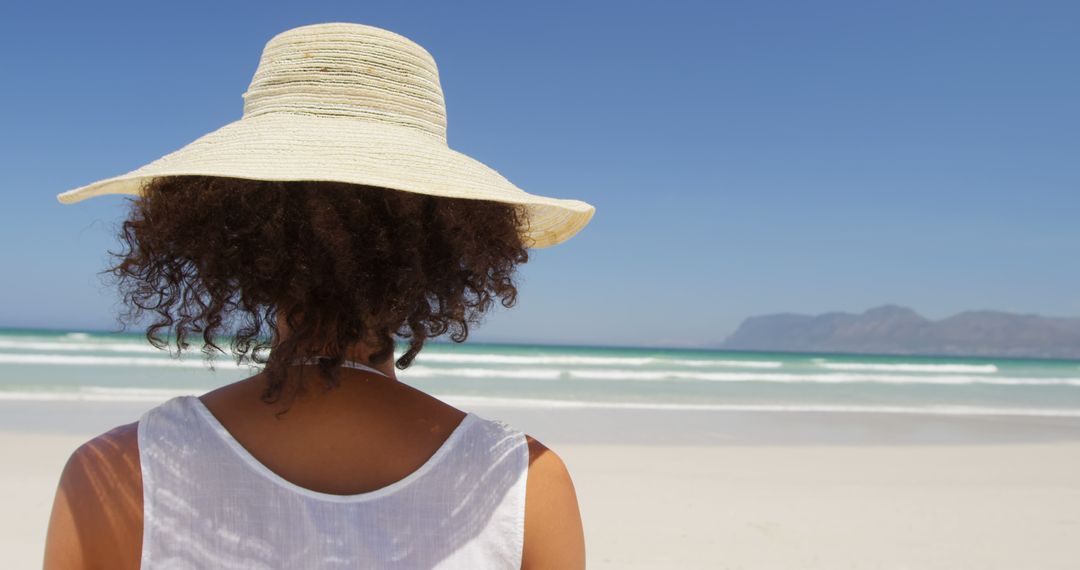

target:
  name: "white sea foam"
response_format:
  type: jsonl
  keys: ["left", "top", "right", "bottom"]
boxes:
{"left": 0, "top": 338, "right": 786, "bottom": 369}
{"left": 2, "top": 387, "right": 1080, "bottom": 418}
{"left": 412, "top": 353, "right": 656, "bottom": 366}
{"left": 0, "top": 353, "right": 252, "bottom": 369}
{"left": 0, "top": 387, "right": 202, "bottom": 402}
{"left": 406, "top": 366, "right": 566, "bottom": 380}
{"left": 813, "top": 361, "right": 999, "bottom": 373}
{"left": 401, "top": 366, "right": 1080, "bottom": 386}
{"left": 2, "top": 353, "right": 1078, "bottom": 386}
{"left": 677, "top": 359, "right": 784, "bottom": 368}
{"left": 414, "top": 353, "right": 785, "bottom": 368}
{"left": 439, "top": 396, "right": 1080, "bottom": 417}
{"left": 0, "top": 339, "right": 162, "bottom": 353}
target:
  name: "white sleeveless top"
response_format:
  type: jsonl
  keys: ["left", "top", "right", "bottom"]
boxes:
{"left": 137, "top": 371, "right": 529, "bottom": 569}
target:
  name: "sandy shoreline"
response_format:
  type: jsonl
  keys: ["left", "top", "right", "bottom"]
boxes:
{"left": 4, "top": 402, "right": 1080, "bottom": 569}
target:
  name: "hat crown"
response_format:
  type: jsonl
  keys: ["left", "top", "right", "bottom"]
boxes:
{"left": 241, "top": 23, "right": 448, "bottom": 142}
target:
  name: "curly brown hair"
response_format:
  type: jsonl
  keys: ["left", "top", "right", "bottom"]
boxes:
{"left": 102, "top": 175, "right": 530, "bottom": 408}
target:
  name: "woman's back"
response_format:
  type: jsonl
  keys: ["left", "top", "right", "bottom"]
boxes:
{"left": 140, "top": 395, "right": 528, "bottom": 568}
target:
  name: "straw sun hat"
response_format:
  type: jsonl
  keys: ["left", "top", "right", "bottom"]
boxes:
{"left": 56, "top": 22, "right": 595, "bottom": 249}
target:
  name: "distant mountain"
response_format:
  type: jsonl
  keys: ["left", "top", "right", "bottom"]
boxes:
{"left": 720, "top": 304, "right": 1080, "bottom": 359}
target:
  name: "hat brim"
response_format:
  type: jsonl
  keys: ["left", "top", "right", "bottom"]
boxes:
{"left": 56, "top": 113, "right": 594, "bottom": 249}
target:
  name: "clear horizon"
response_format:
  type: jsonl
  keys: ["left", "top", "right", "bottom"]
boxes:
{"left": 3, "top": 2, "right": 1078, "bottom": 348}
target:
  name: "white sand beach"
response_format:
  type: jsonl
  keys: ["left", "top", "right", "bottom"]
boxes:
{"left": 4, "top": 402, "right": 1080, "bottom": 569}
{"left": 562, "top": 443, "right": 1080, "bottom": 569}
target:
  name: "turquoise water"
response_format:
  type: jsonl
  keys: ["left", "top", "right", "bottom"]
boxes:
{"left": 2, "top": 328, "right": 1080, "bottom": 416}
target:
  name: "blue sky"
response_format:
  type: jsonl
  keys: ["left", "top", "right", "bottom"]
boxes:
{"left": 1, "top": 1, "right": 1077, "bottom": 348}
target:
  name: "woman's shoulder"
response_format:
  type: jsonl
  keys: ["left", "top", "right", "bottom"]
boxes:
{"left": 57, "top": 421, "right": 143, "bottom": 514}
{"left": 520, "top": 434, "right": 586, "bottom": 570}
{"left": 44, "top": 421, "right": 143, "bottom": 569}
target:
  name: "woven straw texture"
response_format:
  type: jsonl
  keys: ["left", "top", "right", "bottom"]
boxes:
{"left": 55, "top": 22, "right": 595, "bottom": 249}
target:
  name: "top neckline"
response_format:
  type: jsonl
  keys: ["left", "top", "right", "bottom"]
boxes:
{"left": 185, "top": 395, "right": 475, "bottom": 503}
{"left": 290, "top": 357, "right": 390, "bottom": 378}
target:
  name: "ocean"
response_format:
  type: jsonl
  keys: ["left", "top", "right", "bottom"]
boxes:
{"left": 2, "top": 327, "right": 1080, "bottom": 417}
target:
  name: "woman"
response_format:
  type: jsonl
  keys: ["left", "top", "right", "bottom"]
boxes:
{"left": 43, "top": 22, "right": 594, "bottom": 569}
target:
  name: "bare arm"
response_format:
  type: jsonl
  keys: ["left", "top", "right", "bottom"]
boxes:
{"left": 43, "top": 422, "right": 143, "bottom": 570}
{"left": 521, "top": 435, "right": 586, "bottom": 570}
